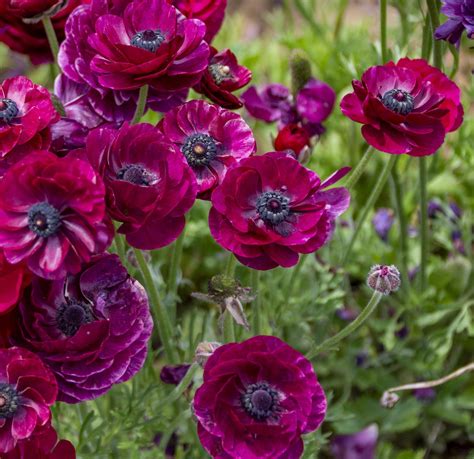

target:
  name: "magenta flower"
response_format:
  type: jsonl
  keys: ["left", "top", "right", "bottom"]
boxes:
{"left": 340, "top": 58, "right": 464, "bottom": 156}
{"left": 0, "top": 76, "right": 59, "bottom": 158}
{"left": 3, "top": 0, "right": 64, "bottom": 19}
{"left": 0, "top": 251, "right": 30, "bottom": 316}
{"left": 169, "top": 0, "right": 227, "bottom": 42}
{"left": 0, "top": 151, "right": 113, "bottom": 280}
{"left": 193, "top": 335, "right": 327, "bottom": 459}
{"left": 435, "top": 0, "right": 474, "bottom": 47}
{"left": 0, "top": 347, "right": 58, "bottom": 454}
{"left": 15, "top": 254, "right": 153, "bottom": 403}
{"left": 159, "top": 100, "right": 256, "bottom": 199}
{"left": 76, "top": 123, "right": 197, "bottom": 250}
{"left": 194, "top": 47, "right": 252, "bottom": 109}
{"left": 331, "top": 425, "right": 379, "bottom": 459}
{"left": 209, "top": 152, "right": 350, "bottom": 270}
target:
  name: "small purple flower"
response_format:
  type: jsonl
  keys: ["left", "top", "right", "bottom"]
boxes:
{"left": 413, "top": 387, "right": 436, "bottom": 402}
{"left": 435, "top": 0, "right": 474, "bottom": 47}
{"left": 160, "top": 364, "right": 191, "bottom": 385}
{"left": 336, "top": 307, "right": 359, "bottom": 321}
{"left": 372, "top": 208, "right": 394, "bottom": 242}
{"left": 331, "top": 424, "right": 379, "bottom": 459}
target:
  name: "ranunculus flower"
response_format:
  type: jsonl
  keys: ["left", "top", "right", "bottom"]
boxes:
{"left": 169, "top": 0, "right": 227, "bottom": 42}
{"left": 340, "top": 58, "right": 464, "bottom": 156}
{"left": 159, "top": 100, "right": 256, "bottom": 199}
{"left": 209, "top": 152, "right": 350, "bottom": 270}
{"left": 3, "top": 0, "right": 65, "bottom": 20}
{"left": 0, "top": 0, "right": 87, "bottom": 65}
{"left": 0, "top": 151, "right": 113, "bottom": 280}
{"left": 15, "top": 254, "right": 153, "bottom": 403}
{"left": 160, "top": 364, "right": 191, "bottom": 385}
{"left": 0, "top": 251, "right": 30, "bottom": 316}
{"left": 193, "top": 335, "right": 327, "bottom": 459}
{"left": 435, "top": 0, "right": 474, "bottom": 47}
{"left": 330, "top": 424, "right": 379, "bottom": 459}
{"left": 0, "top": 347, "right": 58, "bottom": 453}
{"left": 0, "top": 310, "right": 18, "bottom": 348}
{"left": 0, "top": 76, "right": 59, "bottom": 158}
{"left": 76, "top": 123, "right": 197, "bottom": 250}
{"left": 194, "top": 47, "right": 252, "bottom": 109}
{"left": 274, "top": 123, "right": 311, "bottom": 156}
{"left": 3, "top": 422, "right": 76, "bottom": 458}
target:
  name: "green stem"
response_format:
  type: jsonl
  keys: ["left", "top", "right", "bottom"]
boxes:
{"left": 419, "top": 157, "right": 429, "bottom": 291}
{"left": 251, "top": 270, "right": 261, "bottom": 335}
{"left": 380, "top": 0, "right": 388, "bottom": 62}
{"left": 342, "top": 155, "right": 397, "bottom": 265}
{"left": 133, "top": 248, "right": 177, "bottom": 362}
{"left": 344, "top": 146, "right": 373, "bottom": 191}
{"left": 223, "top": 310, "right": 235, "bottom": 342}
{"left": 295, "top": 0, "right": 323, "bottom": 35}
{"left": 167, "top": 229, "right": 186, "bottom": 324}
{"left": 225, "top": 253, "right": 237, "bottom": 277}
{"left": 42, "top": 16, "right": 59, "bottom": 71}
{"left": 307, "top": 291, "right": 384, "bottom": 358}
{"left": 426, "top": 0, "right": 443, "bottom": 68}
{"left": 334, "top": 0, "right": 349, "bottom": 40}
{"left": 114, "top": 234, "right": 127, "bottom": 265}
{"left": 131, "top": 85, "right": 149, "bottom": 124}
{"left": 421, "top": 11, "right": 433, "bottom": 61}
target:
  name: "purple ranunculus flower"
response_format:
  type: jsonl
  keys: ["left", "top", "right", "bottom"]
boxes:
{"left": 372, "top": 208, "right": 394, "bottom": 242}
{"left": 193, "top": 335, "right": 327, "bottom": 459}
{"left": 15, "top": 254, "right": 153, "bottom": 403}
{"left": 76, "top": 123, "right": 197, "bottom": 250}
{"left": 435, "top": 0, "right": 474, "bottom": 47}
{"left": 0, "top": 151, "right": 113, "bottom": 280}
{"left": 209, "top": 152, "right": 351, "bottom": 270}
{"left": 331, "top": 424, "right": 379, "bottom": 459}
{"left": 159, "top": 100, "right": 256, "bottom": 199}
{"left": 160, "top": 364, "right": 191, "bottom": 385}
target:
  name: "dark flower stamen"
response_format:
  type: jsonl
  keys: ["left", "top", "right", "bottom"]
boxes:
{"left": 131, "top": 29, "right": 166, "bottom": 53}
{"left": 181, "top": 133, "right": 218, "bottom": 167}
{"left": 241, "top": 381, "right": 280, "bottom": 421}
{"left": 56, "top": 299, "right": 95, "bottom": 337}
{"left": 0, "top": 98, "right": 19, "bottom": 123}
{"left": 381, "top": 89, "right": 414, "bottom": 115}
{"left": 28, "top": 202, "right": 61, "bottom": 238}
{"left": 209, "top": 64, "right": 233, "bottom": 85}
{"left": 117, "top": 164, "right": 157, "bottom": 186}
{"left": 0, "top": 383, "right": 19, "bottom": 419}
{"left": 256, "top": 191, "right": 291, "bottom": 225}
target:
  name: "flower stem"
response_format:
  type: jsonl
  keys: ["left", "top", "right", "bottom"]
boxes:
{"left": 342, "top": 154, "right": 397, "bottom": 265}
{"left": 426, "top": 0, "right": 443, "bottom": 68}
{"left": 251, "top": 270, "right": 261, "bottom": 335}
{"left": 133, "top": 248, "right": 177, "bottom": 362}
{"left": 167, "top": 229, "right": 186, "bottom": 325}
{"left": 334, "top": 0, "right": 349, "bottom": 40}
{"left": 380, "top": 0, "right": 388, "bottom": 62}
{"left": 419, "top": 156, "right": 429, "bottom": 291}
{"left": 225, "top": 253, "right": 237, "bottom": 277}
{"left": 344, "top": 146, "right": 373, "bottom": 191}
{"left": 223, "top": 310, "right": 236, "bottom": 342}
{"left": 308, "top": 290, "right": 384, "bottom": 359}
{"left": 42, "top": 17, "right": 59, "bottom": 71}
{"left": 131, "top": 85, "right": 149, "bottom": 124}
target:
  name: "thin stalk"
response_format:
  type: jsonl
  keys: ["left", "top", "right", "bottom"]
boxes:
{"left": 114, "top": 234, "right": 127, "bottom": 265}
{"left": 251, "top": 270, "right": 261, "bottom": 335}
{"left": 308, "top": 291, "right": 384, "bottom": 358}
{"left": 426, "top": 0, "right": 443, "bottom": 68}
{"left": 294, "top": 0, "right": 323, "bottom": 35}
{"left": 131, "top": 85, "right": 149, "bottom": 124}
{"left": 225, "top": 253, "right": 237, "bottom": 277}
{"left": 223, "top": 310, "right": 235, "bottom": 342}
{"left": 380, "top": 0, "right": 388, "bottom": 62}
{"left": 167, "top": 229, "right": 186, "bottom": 324}
{"left": 133, "top": 248, "right": 177, "bottom": 362}
{"left": 42, "top": 17, "right": 59, "bottom": 71}
{"left": 334, "top": 0, "right": 349, "bottom": 40}
{"left": 419, "top": 157, "right": 429, "bottom": 291}
{"left": 342, "top": 155, "right": 397, "bottom": 265}
{"left": 421, "top": 11, "right": 433, "bottom": 61}
{"left": 344, "top": 146, "right": 373, "bottom": 191}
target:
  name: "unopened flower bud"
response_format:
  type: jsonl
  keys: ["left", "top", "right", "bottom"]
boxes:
{"left": 367, "top": 265, "right": 401, "bottom": 295}
{"left": 290, "top": 49, "right": 312, "bottom": 95}
{"left": 380, "top": 391, "right": 399, "bottom": 408}
{"left": 195, "top": 341, "right": 221, "bottom": 367}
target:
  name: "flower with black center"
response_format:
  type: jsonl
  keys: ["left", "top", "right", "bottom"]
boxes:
{"left": 340, "top": 58, "right": 463, "bottom": 156}
{"left": 435, "top": 0, "right": 474, "bottom": 47}
{"left": 194, "top": 47, "right": 252, "bottom": 109}
{"left": 14, "top": 254, "right": 153, "bottom": 403}
{"left": 367, "top": 265, "right": 401, "bottom": 295}
{"left": 209, "top": 152, "right": 351, "bottom": 270}
{"left": 0, "top": 347, "right": 58, "bottom": 453}
{"left": 159, "top": 100, "right": 256, "bottom": 199}
{"left": 193, "top": 335, "right": 327, "bottom": 459}
{"left": 0, "top": 151, "right": 113, "bottom": 280}
{"left": 76, "top": 122, "right": 197, "bottom": 250}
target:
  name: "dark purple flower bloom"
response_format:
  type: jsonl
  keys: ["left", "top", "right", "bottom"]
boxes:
{"left": 15, "top": 254, "right": 153, "bottom": 403}
{"left": 194, "top": 47, "right": 252, "bottom": 109}
{"left": 336, "top": 307, "right": 359, "bottom": 322}
{"left": 159, "top": 100, "right": 256, "bottom": 199}
{"left": 209, "top": 152, "right": 350, "bottom": 270}
{"left": 355, "top": 351, "right": 369, "bottom": 368}
{"left": 0, "top": 347, "right": 58, "bottom": 453}
{"left": 331, "top": 424, "right": 379, "bottom": 459}
{"left": 296, "top": 78, "right": 336, "bottom": 124}
{"left": 413, "top": 387, "right": 436, "bottom": 402}
{"left": 428, "top": 199, "right": 444, "bottom": 218}
{"left": 0, "top": 151, "right": 113, "bottom": 280}
{"left": 395, "top": 324, "right": 409, "bottom": 340}
{"left": 194, "top": 335, "right": 327, "bottom": 459}
{"left": 160, "top": 364, "right": 191, "bottom": 385}
{"left": 372, "top": 208, "right": 394, "bottom": 242}
{"left": 435, "top": 0, "right": 474, "bottom": 47}
{"left": 76, "top": 123, "right": 197, "bottom": 250}
{"left": 341, "top": 58, "right": 464, "bottom": 156}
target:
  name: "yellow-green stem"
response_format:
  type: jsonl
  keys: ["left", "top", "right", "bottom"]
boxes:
{"left": 131, "top": 85, "right": 149, "bottom": 124}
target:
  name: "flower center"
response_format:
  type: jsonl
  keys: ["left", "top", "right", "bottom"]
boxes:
{"left": 241, "top": 382, "right": 280, "bottom": 421}
{"left": 381, "top": 89, "right": 414, "bottom": 115}
{"left": 0, "top": 98, "right": 19, "bottom": 123}
{"left": 56, "top": 299, "right": 95, "bottom": 337}
{"left": 0, "top": 383, "right": 19, "bottom": 419}
{"left": 27, "top": 202, "right": 61, "bottom": 238}
{"left": 130, "top": 29, "right": 165, "bottom": 53}
{"left": 181, "top": 133, "right": 218, "bottom": 167}
{"left": 208, "top": 64, "right": 233, "bottom": 85}
{"left": 256, "top": 191, "right": 291, "bottom": 225}
{"left": 117, "top": 164, "right": 157, "bottom": 186}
